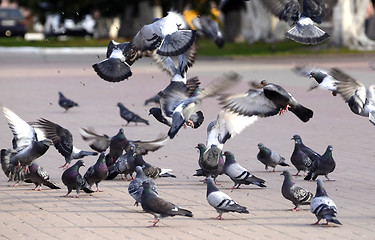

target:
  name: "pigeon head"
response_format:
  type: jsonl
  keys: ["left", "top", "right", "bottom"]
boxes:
{"left": 41, "top": 139, "right": 54, "bottom": 147}
{"left": 280, "top": 170, "right": 294, "bottom": 183}
{"left": 260, "top": 80, "right": 268, "bottom": 86}
{"left": 309, "top": 71, "right": 326, "bottom": 83}
{"left": 135, "top": 165, "right": 146, "bottom": 176}
{"left": 72, "top": 160, "right": 85, "bottom": 169}
{"left": 149, "top": 107, "right": 162, "bottom": 116}
{"left": 327, "top": 145, "right": 333, "bottom": 152}
{"left": 206, "top": 176, "right": 219, "bottom": 196}
{"left": 141, "top": 180, "right": 153, "bottom": 190}
{"left": 58, "top": 92, "right": 64, "bottom": 97}
{"left": 315, "top": 179, "right": 328, "bottom": 197}
{"left": 117, "top": 102, "right": 125, "bottom": 109}
{"left": 223, "top": 151, "right": 236, "bottom": 164}
{"left": 195, "top": 143, "right": 206, "bottom": 152}
{"left": 291, "top": 135, "right": 302, "bottom": 143}
{"left": 257, "top": 143, "right": 265, "bottom": 149}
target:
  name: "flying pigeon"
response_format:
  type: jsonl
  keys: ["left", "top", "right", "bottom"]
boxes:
{"left": 206, "top": 176, "right": 249, "bottom": 220}
{"left": 220, "top": 80, "right": 314, "bottom": 122}
{"left": 117, "top": 102, "right": 149, "bottom": 125}
{"left": 310, "top": 179, "right": 342, "bottom": 225}
{"left": 58, "top": 92, "right": 78, "bottom": 112}
{"left": 61, "top": 160, "right": 94, "bottom": 198}
{"left": 292, "top": 65, "right": 338, "bottom": 95}
{"left": 195, "top": 143, "right": 224, "bottom": 182}
{"left": 106, "top": 144, "right": 137, "bottom": 180}
{"left": 30, "top": 118, "right": 98, "bottom": 169}
{"left": 144, "top": 94, "right": 160, "bottom": 106}
{"left": 290, "top": 135, "right": 320, "bottom": 176}
{"left": 1, "top": 106, "right": 53, "bottom": 180}
{"left": 140, "top": 180, "right": 193, "bottom": 227}
{"left": 128, "top": 166, "right": 158, "bottom": 206}
{"left": 223, "top": 151, "right": 266, "bottom": 189}
{"left": 24, "top": 162, "right": 60, "bottom": 190}
{"left": 281, "top": 170, "right": 314, "bottom": 211}
{"left": 92, "top": 12, "right": 196, "bottom": 82}
{"left": 304, "top": 145, "right": 336, "bottom": 181}
{"left": 256, "top": 143, "right": 289, "bottom": 172}
{"left": 329, "top": 68, "right": 375, "bottom": 126}
{"left": 83, "top": 152, "right": 108, "bottom": 192}
{"left": 260, "top": 0, "right": 338, "bottom": 45}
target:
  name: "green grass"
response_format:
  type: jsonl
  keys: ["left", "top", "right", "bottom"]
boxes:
{"left": 0, "top": 36, "right": 374, "bottom": 56}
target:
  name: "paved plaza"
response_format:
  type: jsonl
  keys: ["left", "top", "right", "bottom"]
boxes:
{"left": 0, "top": 49, "right": 374, "bottom": 239}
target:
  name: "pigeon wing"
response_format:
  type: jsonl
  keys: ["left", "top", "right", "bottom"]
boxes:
{"left": 80, "top": 128, "right": 110, "bottom": 152}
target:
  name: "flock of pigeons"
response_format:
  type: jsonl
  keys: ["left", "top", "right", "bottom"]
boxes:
{"left": 1, "top": 0, "right": 374, "bottom": 228}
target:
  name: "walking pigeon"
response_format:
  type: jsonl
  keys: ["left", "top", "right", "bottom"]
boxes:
{"left": 61, "top": 160, "right": 94, "bottom": 198}
{"left": 140, "top": 180, "right": 193, "bottom": 227}
{"left": 206, "top": 176, "right": 249, "bottom": 220}
{"left": 117, "top": 102, "right": 149, "bottom": 125}
{"left": 329, "top": 68, "right": 375, "bottom": 126}
{"left": 30, "top": 118, "right": 98, "bottom": 169}
{"left": 25, "top": 162, "right": 60, "bottom": 190}
{"left": 223, "top": 151, "right": 266, "bottom": 189}
{"left": 92, "top": 12, "right": 196, "bottom": 82}
{"left": 58, "top": 92, "right": 78, "bottom": 112}
{"left": 2, "top": 106, "right": 53, "bottom": 180}
{"left": 304, "top": 145, "right": 336, "bottom": 181}
{"left": 128, "top": 166, "right": 158, "bottom": 206}
{"left": 220, "top": 80, "right": 314, "bottom": 122}
{"left": 281, "top": 170, "right": 314, "bottom": 211}
{"left": 292, "top": 65, "right": 338, "bottom": 95}
{"left": 257, "top": 143, "right": 289, "bottom": 172}
{"left": 84, "top": 152, "right": 108, "bottom": 192}
{"left": 310, "top": 179, "right": 342, "bottom": 225}
{"left": 290, "top": 135, "right": 320, "bottom": 176}
{"left": 260, "top": 0, "right": 338, "bottom": 45}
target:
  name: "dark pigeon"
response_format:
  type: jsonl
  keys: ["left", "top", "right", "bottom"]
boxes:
{"left": 310, "top": 179, "right": 342, "bottom": 225}
{"left": 128, "top": 166, "right": 158, "bottom": 206}
{"left": 304, "top": 145, "right": 336, "bottom": 181}
{"left": 220, "top": 80, "right": 314, "bottom": 123}
{"left": 140, "top": 180, "right": 193, "bottom": 227}
{"left": 290, "top": 135, "right": 320, "bottom": 176}
{"left": 58, "top": 92, "right": 78, "bottom": 112}
{"left": 281, "top": 170, "right": 314, "bottom": 211}
{"left": 25, "top": 162, "right": 60, "bottom": 190}
{"left": 134, "top": 153, "right": 176, "bottom": 180}
{"left": 61, "top": 160, "right": 94, "bottom": 198}
{"left": 106, "top": 144, "right": 137, "bottom": 180}
{"left": 223, "top": 151, "right": 266, "bottom": 189}
{"left": 260, "top": 0, "right": 338, "bottom": 45}
{"left": 30, "top": 118, "right": 98, "bottom": 169}
{"left": 117, "top": 102, "right": 149, "bottom": 126}
{"left": 84, "top": 152, "right": 108, "bottom": 192}
{"left": 206, "top": 176, "right": 249, "bottom": 220}
{"left": 257, "top": 143, "right": 289, "bottom": 172}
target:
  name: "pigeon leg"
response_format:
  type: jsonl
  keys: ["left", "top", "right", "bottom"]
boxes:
{"left": 325, "top": 175, "right": 335, "bottom": 181}
{"left": 291, "top": 206, "right": 299, "bottom": 211}
{"left": 95, "top": 183, "right": 103, "bottom": 192}
{"left": 272, "top": 168, "right": 276, "bottom": 172}
{"left": 215, "top": 214, "right": 223, "bottom": 220}
{"left": 59, "top": 162, "right": 69, "bottom": 169}
{"left": 62, "top": 188, "right": 72, "bottom": 197}
{"left": 151, "top": 219, "right": 160, "bottom": 227}
{"left": 279, "top": 105, "right": 291, "bottom": 115}
{"left": 312, "top": 220, "right": 321, "bottom": 225}
{"left": 293, "top": 171, "right": 300, "bottom": 176}
{"left": 265, "top": 165, "right": 268, "bottom": 171}
{"left": 134, "top": 201, "right": 139, "bottom": 206}
{"left": 187, "top": 120, "right": 194, "bottom": 128}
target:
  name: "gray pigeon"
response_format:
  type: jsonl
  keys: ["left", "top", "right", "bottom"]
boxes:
{"left": 304, "top": 145, "right": 336, "bottom": 181}
{"left": 310, "top": 179, "right": 342, "bottom": 225}
{"left": 191, "top": 15, "right": 224, "bottom": 48}
{"left": 141, "top": 180, "right": 193, "bottom": 227}
{"left": 223, "top": 151, "right": 266, "bottom": 189}
{"left": 25, "top": 162, "right": 60, "bottom": 190}
{"left": 83, "top": 152, "right": 108, "bottom": 192}
{"left": 257, "top": 143, "right": 289, "bottom": 172}
{"left": 30, "top": 118, "right": 98, "bottom": 169}
{"left": 128, "top": 166, "right": 158, "bottom": 206}
{"left": 117, "top": 102, "right": 149, "bottom": 125}
{"left": 195, "top": 143, "right": 224, "bottom": 182}
{"left": 2, "top": 107, "right": 53, "bottom": 180}
{"left": 290, "top": 135, "right": 320, "bottom": 176}
{"left": 144, "top": 94, "right": 160, "bottom": 106}
{"left": 106, "top": 144, "right": 137, "bottom": 180}
{"left": 61, "top": 160, "right": 94, "bottom": 198}
{"left": 281, "top": 170, "right": 314, "bottom": 211}
{"left": 206, "top": 176, "right": 249, "bottom": 220}
{"left": 260, "top": 0, "right": 338, "bottom": 45}
{"left": 58, "top": 92, "right": 78, "bottom": 112}
{"left": 135, "top": 153, "right": 176, "bottom": 180}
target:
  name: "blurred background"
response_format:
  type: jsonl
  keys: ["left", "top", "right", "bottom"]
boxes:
{"left": 0, "top": 0, "right": 375, "bottom": 52}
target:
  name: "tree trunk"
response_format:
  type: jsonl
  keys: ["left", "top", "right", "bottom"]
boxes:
{"left": 332, "top": 0, "right": 375, "bottom": 50}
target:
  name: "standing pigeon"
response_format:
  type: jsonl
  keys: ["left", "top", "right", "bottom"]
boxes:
{"left": 128, "top": 166, "right": 158, "bottom": 206}
{"left": 2, "top": 106, "right": 53, "bottom": 180}
{"left": 140, "top": 180, "right": 193, "bottom": 227}
{"left": 134, "top": 153, "right": 176, "bottom": 180}
{"left": 220, "top": 80, "right": 314, "bottom": 122}
{"left": 304, "top": 145, "right": 336, "bottom": 181}
{"left": 25, "top": 162, "right": 60, "bottom": 190}
{"left": 329, "top": 68, "right": 375, "bottom": 126}
{"left": 30, "top": 118, "right": 98, "bottom": 169}
{"left": 260, "top": 0, "right": 338, "bottom": 45}
{"left": 281, "top": 170, "right": 314, "bottom": 211}
{"left": 257, "top": 143, "right": 289, "bottom": 172}
{"left": 106, "top": 144, "right": 137, "bottom": 180}
{"left": 117, "top": 102, "right": 149, "bottom": 125}
{"left": 310, "top": 179, "right": 342, "bottom": 225}
{"left": 58, "top": 92, "right": 78, "bottom": 112}
{"left": 194, "top": 143, "right": 224, "bottom": 182}
{"left": 223, "top": 151, "right": 266, "bottom": 189}
{"left": 84, "top": 152, "right": 108, "bottom": 192}
{"left": 206, "top": 176, "right": 249, "bottom": 220}
{"left": 290, "top": 135, "right": 320, "bottom": 176}
{"left": 61, "top": 160, "right": 94, "bottom": 198}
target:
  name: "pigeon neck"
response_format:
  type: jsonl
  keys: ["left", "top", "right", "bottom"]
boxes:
{"left": 206, "top": 179, "right": 219, "bottom": 196}
{"left": 315, "top": 181, "right": 328, "bottom": 197}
